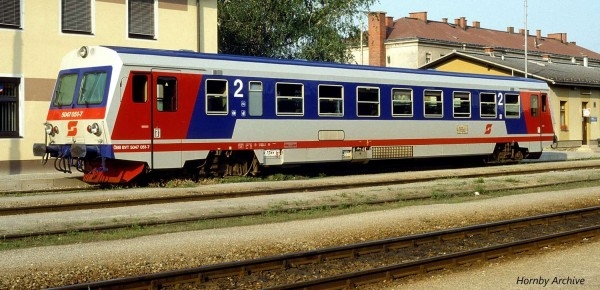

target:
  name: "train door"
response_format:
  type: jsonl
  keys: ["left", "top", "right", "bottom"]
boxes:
{"left": 151, "top": 70, "right": 183, "bottom": 169}
{"left": 112, "top": 73, "right": 153, "bottom": 166}
{"left": 150, "top": 70, "right": 201, "bottom": 169}
{"left": 522, "top": 91, "right": 543, "bottom": 149}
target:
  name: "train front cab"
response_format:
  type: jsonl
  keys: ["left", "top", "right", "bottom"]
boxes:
{"left": 490, "top": 91, "right": 553, "bottom": 162}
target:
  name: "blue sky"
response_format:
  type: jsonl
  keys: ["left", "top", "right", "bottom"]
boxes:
{"left": 368, "top": 0, "right": 600, "bottom": 53}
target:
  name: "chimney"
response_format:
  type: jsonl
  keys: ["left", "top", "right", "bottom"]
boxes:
{"left": 507, "top": 26, "right": 514, "bottom": 34}
{"left": 459, "top": 17, "right": 467, "bottom": 29}
{"left": 442, "top": 18, "right": 448, "bottom": 23}
{"left": 519, "top": 28, "right": 525, "bottom": 35}
{"left": 548, "top": 33, "right": 568, "bottom": 43}
{"left": 473, "top": 21, "right": 480, "bottom": 28}
{"left": 386, "top": 16, "right": 394, "bottom": 28}
{"left": 536, "top": 29, "right": 542, "bottom": 39}
{"left": 583, "top": 56, "right": 589, "bottom": 67}
{"left": 368, "top": 12, "right": 387, "bottom": 67}
{"left": 409, "top": 11, "right": 427, "bottom": 22}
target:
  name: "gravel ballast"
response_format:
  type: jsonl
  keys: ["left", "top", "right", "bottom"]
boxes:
{"left": 1, "top": 184, "right": 599, "bottom": 289}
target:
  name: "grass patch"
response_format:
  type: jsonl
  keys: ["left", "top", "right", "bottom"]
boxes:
{"left": 3, "top": 178, "right": 600, "bottom": 251}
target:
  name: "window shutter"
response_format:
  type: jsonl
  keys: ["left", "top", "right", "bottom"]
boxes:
{"left": 129, "top": 0, "right": 155, "bottom": 37}
{"left": 0, "top": 0, "right": 21, "bottom": 28}
{"left": 62, "top": 0, "right": 91, "bottom": 33}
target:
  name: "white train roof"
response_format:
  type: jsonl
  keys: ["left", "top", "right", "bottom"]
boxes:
{"left": 64, "top": 46, "right": 549, "bottom": 92}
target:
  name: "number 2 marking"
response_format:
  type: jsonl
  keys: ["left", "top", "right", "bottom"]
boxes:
{"left": 497, "top": 93, "right": 504, "bottom": 106}
{"left": 234, "top": 79, "right": 243, "bottom": 98}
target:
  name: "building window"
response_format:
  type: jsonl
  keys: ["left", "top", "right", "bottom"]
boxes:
{"left": 392, "top": 88, "right": 412, "bottom": 117}
{"left": 276, "top": 83, "right": 303, "bottom": 115}
{"left": 453, "top": 91, "right": 471, "bottom": 118}
{"left": 206, "top": 79, "right": 228, "bottom": 115}
{"left": 248, "top": 81, "right": 263, "bottom": 116}
{"left": 62, "top": 0, "right": 92, "bottom": 34}
{"left": 129, "top": 0, "right": 155, "bottom": 39}
{"left": 425, "top": 52, "right": 432, "bottom": 63}
{"left": 357, "top": 87, "right": 379, "bottom": 117}
{"left": 0, "top": 0, "right": 21, "bottom": 29}
{"left": 424, "top": 90, "right": 443, "bottom": 117}
{"left": 318, "top": 85, "right": 343, "bottom": 116}
{"left": 480, "top": 93, "right": 497, "bottom": 118}
{"left": 560, "top": 101, "right": 568, "bottom": 131}
{"left": 505, "top": 93, "right": 520, "bottom": 118}
{"left": 156, "top": 77, "right": 177, "bottom": 112}
{"left": 0, "top": 78, "right": 20, "bottom": 138}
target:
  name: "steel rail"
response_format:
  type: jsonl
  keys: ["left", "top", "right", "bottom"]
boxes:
{"left": 47, "top": 206, "right": 600, "bottom": 290}
{"left": 3, "top": 177, "right": 599, "bottom": 242}
{"left": 3, "top": 160, "right": 600, "bottom": 217}
{"left": 267, "top": 226, "right": 600, "bottom": 290}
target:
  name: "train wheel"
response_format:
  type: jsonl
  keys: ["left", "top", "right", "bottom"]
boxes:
{"left": 198, "top": 151, "right": 260, "bottom": 178}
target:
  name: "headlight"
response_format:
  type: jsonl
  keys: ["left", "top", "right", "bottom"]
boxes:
{"left": 78, "top": 46, "right": 89, "bottom": 58}
{"left": 44, "top": 123, "right": 58, "bottom": 136}
{"left": 87, "top": 123, "right": 102, "bottom": 136}
{"left": 44, "top": 123, "right": 53, "bottom": 135}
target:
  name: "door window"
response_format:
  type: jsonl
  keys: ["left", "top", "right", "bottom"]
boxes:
{"left": 156, "top": 77, "right": 177, "bottom": 112}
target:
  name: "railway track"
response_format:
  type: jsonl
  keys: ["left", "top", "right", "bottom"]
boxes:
{"left": 4, "top": 160, "right": 600, "bottom": 216}
{"left": 48, "top": 206, "right": 600, "bottom": 290}
{"left": 2, "top": 161, "right": 600, "bottom": 241}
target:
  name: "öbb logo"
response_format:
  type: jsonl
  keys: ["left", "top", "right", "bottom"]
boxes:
{"left": 67, "top": 121, "right": 78, "bottom": 136}
{"left": 484, "top": 124, "right": 493, "bottom": 135}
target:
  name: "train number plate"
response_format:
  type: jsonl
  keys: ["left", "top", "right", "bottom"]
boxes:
{"left": 264, "top": 150, "right": 281, "bottom": 157}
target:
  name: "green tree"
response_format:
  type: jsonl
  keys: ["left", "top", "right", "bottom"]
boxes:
{"left": 218, "top": 0, "right": 378, "bottom": 63}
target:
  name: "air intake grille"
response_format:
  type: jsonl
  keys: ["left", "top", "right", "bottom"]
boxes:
{"left": 372, "top": 146, "right": 414, "bottom": 159}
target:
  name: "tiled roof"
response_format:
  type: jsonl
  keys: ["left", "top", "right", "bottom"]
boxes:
{"left": 388, "top": 17, "right": 600, "bottom": 61}
{"left": 423, "top": 51, "right": 600, "bottom": 88}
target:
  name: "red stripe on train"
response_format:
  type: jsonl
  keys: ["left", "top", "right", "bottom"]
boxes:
{"left": 112, "top": 135, "right": 554, "bottom": 153}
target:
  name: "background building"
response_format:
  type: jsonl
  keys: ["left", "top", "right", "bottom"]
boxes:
{"left": 0, "top": 0, "right": 218, "bottom": 174}
{"left": 353, "top": 11, "right": 600, "bottom": 148}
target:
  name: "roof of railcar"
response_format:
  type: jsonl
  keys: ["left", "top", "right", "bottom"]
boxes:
{"left": 104, "top": 46, "right": 548, "bottom": 85}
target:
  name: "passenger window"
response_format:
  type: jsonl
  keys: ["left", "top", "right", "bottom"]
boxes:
{"left": 505, "top": 93, "right": 520, "bottom": 118}
{"left": 206, "top": 79, "right": 228, "bottom": 115}
{"left": 276, "top": 83, "right": 303, "bottom": 115}
{"left": 424, "top": 90, "right": 443, "bottom": 117}
{"left": 249, "top": 81, "right": 263, "bottom": 116}
{"left": 156, "top": 77, "right": 177, "bottom": 112}
{"left": 132, "top": 75, "right": 148, "bottom": 103}
{"left": 480, "top": 93, "right": 496, "bottom": 118}
{"left": 318, "top": 85, "right": 343, "bottom": 116}
{"left": 453, "top": 91, "right": 471, "bottom": 118}
{"left": 392, "top": 88, "right": 412, "bottom": 117}
{"left": 357, "top": 87, "right": 379, "bottom": 117}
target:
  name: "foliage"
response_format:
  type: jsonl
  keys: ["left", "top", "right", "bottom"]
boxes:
{"left": 218, "top": 0, "right": 377, "bottom": 62}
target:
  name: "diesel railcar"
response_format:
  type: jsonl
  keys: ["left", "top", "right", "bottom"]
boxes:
{"left": 33, "top": 46, "right": 555, "bottom": 184}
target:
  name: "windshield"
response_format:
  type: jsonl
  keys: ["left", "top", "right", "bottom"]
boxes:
{"left": 78, "top": 71, "right": 108, "bottom": 105}
{"left": 53, "top": 73, "right": 78, "bottom": 106}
